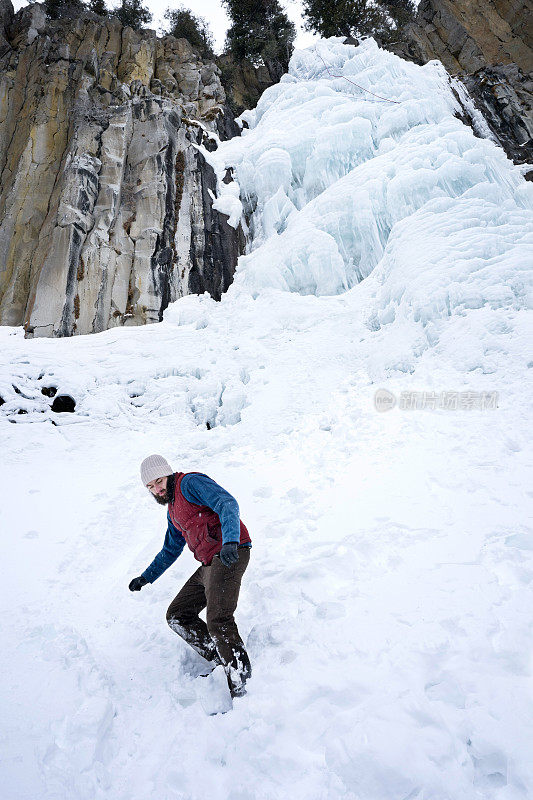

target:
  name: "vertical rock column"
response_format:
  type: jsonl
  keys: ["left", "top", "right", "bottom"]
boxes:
{"left": 0, "top": 5, "right": 244, "bottom": 337}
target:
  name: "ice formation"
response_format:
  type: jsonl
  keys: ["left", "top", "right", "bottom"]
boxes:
{"left": 207, "top": 39, "right": 531, "bottom": 309}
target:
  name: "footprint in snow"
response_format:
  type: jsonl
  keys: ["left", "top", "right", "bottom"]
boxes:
{"left": 315, "top": 601, "right": 346, "bottom": 620}
{"left": 253, "top": 486, "right": 272, "bottom": 498}
{"left": 284, "top": 487, "right": 309, "bottom": 504}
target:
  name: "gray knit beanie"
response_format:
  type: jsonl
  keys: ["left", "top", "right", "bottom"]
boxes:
{"left": 140, "top": 454, "right": 173, "bottom": 486}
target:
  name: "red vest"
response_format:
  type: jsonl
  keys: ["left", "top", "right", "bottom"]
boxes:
{"left": 168, "top": 472, "right": 251, "bottom": 565}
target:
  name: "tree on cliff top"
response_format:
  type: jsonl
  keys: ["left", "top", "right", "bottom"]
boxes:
{"left": 112, "top": 0, "right": 152, "bottom": 30}
{"left": 302, "top": 0, "right": 415, "bottom": 42}
{"left": 222, "top": 0, "right": 296, "bottom": 81}
{"left": 44, "top": 0, "right": 87, "bottom": 20}
{"left": 163, "top": 6, "right": 215, "bottom": 58}
{"left": 385, "top": 0, "right": 417, "bottom": 34}
{"left": 88, "top": 0, "right": 108, "bottom": 15}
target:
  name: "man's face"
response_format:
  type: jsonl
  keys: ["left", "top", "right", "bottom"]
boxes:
{"left": 146, "top": 475, "right": 168, "bottom": 505}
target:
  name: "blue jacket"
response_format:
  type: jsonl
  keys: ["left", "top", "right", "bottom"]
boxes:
{"left": 142, "top": 473, "right": 251, "bottom": 584}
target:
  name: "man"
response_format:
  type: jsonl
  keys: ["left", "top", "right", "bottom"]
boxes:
{"left": 129, "top": 454, "right": 252, "bottom": 698}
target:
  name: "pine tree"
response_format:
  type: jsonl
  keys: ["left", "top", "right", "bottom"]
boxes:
{"left": 302, "top": 0, "right": 415, "bottom": 41}
{"left": 44, "top": 0, "right": 87, "bottom": 20}
{"left": 383, "top": 0, "right": 416, "bottom": 37}
{"left": 112, "top": 0, "right": 152, "bottom": 30}
{"left": 88, "top": 0, "right": 108, "bottom": 16}
{"left": 163, "top": 6, "right": 214, "bottom": 58}
{"left": 222, "top": 0, "right": 296, "bottom": 81}
{"left": 302, "top": 0, "right": 387, "bottom": 39}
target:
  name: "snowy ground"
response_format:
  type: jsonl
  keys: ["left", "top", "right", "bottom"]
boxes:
{"left": 1, "top": 38, "right": 532, "bottom": 800}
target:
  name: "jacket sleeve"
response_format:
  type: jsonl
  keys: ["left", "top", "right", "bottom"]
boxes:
{"left": 141, "top": 512, "right": 186, "bottom": 584}
{"left": 181, "top": 473, "right": 240, "bottom": 545}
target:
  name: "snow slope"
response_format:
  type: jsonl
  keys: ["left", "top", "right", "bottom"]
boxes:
{"left": 1, "top": 38, "right": 532, "bottom": 800}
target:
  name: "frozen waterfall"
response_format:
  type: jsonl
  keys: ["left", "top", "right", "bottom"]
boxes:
{"left": 207, "top": 38, "right": 531, "bottom": 312}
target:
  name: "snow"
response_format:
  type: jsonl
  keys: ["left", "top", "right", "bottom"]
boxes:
{"left": 1, "top": 37, "right": 533, "bottom": 800}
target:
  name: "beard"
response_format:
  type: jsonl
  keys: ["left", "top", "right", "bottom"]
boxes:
{"left": 151, "top": 473, "right": 174, "bottom": 506}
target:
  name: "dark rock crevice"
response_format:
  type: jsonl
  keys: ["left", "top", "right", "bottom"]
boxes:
{"left": 461, "top": 64, "right": 533, "bottom": 176}
{"left": 151, "top": 134, "right": 177, "bottom": 322}
{"left": 188, "top": 149, "right": 245, "bottom": 302}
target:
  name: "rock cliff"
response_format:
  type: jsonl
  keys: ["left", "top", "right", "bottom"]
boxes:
{"left": 0, "top": 2, "right": 244, "bottom": 336}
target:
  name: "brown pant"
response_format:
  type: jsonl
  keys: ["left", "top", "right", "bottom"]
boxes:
{"left": 166, "top": 547, "right": 251, "bottom": 697}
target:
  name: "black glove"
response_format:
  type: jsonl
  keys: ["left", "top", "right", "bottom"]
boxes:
{"left": 129, "top": 576, "right": 148, "bottom": 592}
{"left": 219, "top": 542, "right": 239, "bottom": 568}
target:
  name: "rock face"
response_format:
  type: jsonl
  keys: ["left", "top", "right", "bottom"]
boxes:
{"left": 398, "top": 0, "right": 532, "bottom": 72}
{"left": 461, "top": 63, "right": 533, "bottom": 168}
{"left": 388, "top": 0, "right": 533, "bottom": 172}
{"left": 0, "top": 2, "right": 244, "bottom": 336}
{"left": 218, "top": 54, "right": 284, "bottom": 116}
{"left": 0, "top": 0, "right": 13, "bottom": 58}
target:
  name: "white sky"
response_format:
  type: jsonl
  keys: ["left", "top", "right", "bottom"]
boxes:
{"left": 12, "top": 0, "right": 318, "bottom": 53}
